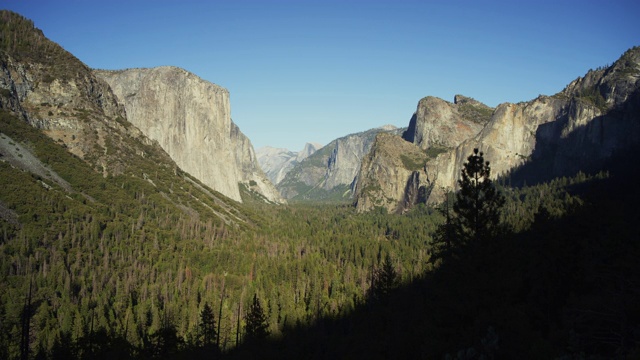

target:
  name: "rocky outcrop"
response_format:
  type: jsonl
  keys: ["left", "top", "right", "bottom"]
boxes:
{"left": 423, "top": 95, "right": 567, "bottom": 200}
{"left": 0, "top": 131, "right": 72, "bottom": 192}
{"left": 257, "top": 142, "right": 321, "bottom": 185}
{"left": 403, "top": 95, "right": 492, "bottom": 150}
{"left": 0, "top": 11, "right": 158, "bottom": 176}
{"left": 277, "top": 125, "right": 402, "bottom": 201}
{"left": 95, "top": 67, "right": 283, "bottom": 203}
{"left": 355, "top": 46, "right": 640, "bottom": 212}
{"left": 229, "top": 122, "right": 284, "bottom": 202}
{"left": 354, "top": 132, "right": 428, "bottom": 213}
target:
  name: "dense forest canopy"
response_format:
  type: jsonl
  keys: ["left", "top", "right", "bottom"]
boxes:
{"left": 3, "top": 105, "right": 638, "bottom": 358}
{"left": 0, "top": 108, "right": 438, "bottom": 358}
{"left": 0, "top": 10, "right": 639, "bottom": 360}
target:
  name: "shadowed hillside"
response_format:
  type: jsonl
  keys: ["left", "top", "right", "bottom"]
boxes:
{"left": 1, "top": 10, "right": 639, "bottom": 360}
{"left": 225, "top": 148, "right": 640, "bottom": 359}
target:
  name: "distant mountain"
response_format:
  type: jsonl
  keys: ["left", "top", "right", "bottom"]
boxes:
{"left": 256, "top": 142, "right": 322, "bottom": 185}
{"left": 95, "top": 67, "right": 283, "bottom": 204}
{"left": 277, "top": 125, "right": 404, "bottom": 201}
{"left": 355, "top": 46, "right": 640, "bottom": 212}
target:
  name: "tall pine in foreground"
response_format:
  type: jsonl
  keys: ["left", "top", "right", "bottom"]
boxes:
{"left": 431, "top": 149, "right": 505, "bottom": 261}
{"left": 454, "top": 148, "right": 505, "bottom": 244}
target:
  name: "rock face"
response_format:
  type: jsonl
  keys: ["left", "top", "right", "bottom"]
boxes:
{"left": 355, "top": 46, "right": 640, "bottom": 212}
{"left": 277, "top": 125, "right": 402, "bottom": 201}
{"left": 95, "top": 67, "right": 283, "bottom": 203}
{"left": 0, "top": 10, "right": 258, "bottom": 227}
{"left": 0, "top": 11, "right": 158, "bottom": 176}
{"left": 354, "top": 132, "right": 428, "bottom": 213}
{"left": 257, "top": 142, "right": 321, "bottom": 185}
{"left": 403, "top": 95, "right": 492, "bottom": 149}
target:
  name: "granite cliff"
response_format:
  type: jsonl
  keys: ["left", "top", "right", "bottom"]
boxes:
{"left": 0, "top": 9, "right": 278, "bottom": 228}
{"left": 353, "top": 132, "right": 429, "bottom": 213}
{"left": 402, "top": 94, "right": 492, "bottom": 149}
{"left": 95, "top": 67, "right": 283, "bottom": 203}
{"left": 277, "top": 125, "right": 402, "bottom": 201}
{"left": 257, "top": 142, "right": 321, "bottom": 185}
{"left": 355, "top": 47, "right": 640, "bottom": 212}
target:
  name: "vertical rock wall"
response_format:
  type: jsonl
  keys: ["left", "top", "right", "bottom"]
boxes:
{"left": 96, "top": 67, "right": 283, "bottom": 203}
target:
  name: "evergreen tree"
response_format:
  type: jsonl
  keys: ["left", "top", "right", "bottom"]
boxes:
{"left": 369, "top": 253, "right": 399, "bottom": 302}
{"left": 148, "top": 320, "right": 182, "bottom": 358}
{"left": 199, "top": 302, "right": 217, "bottom": 349}
{"left": 244, "top": 294, "right": 269, "bottom": 343}
{"left": 20, "top": 276, "right": 33, "bottom": 360}
{"left": 453, "top": 148, "right": 505, "bottom": 244}
{"left": 431, "top": 149, "right": 505, "bottom": 263}
{"left": 430, "top": 191, "right": 456, "bottom": 262}
{"left": 50, "top": 331, "right": 76, "bottom": 360}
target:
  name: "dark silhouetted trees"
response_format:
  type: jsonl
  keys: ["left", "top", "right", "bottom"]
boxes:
{"left": 148, "top": 321, "right": 182, "bottom": 358}
{"left": 199, "top": 302, "right": 217, "bottom": 350}
{"left": 454, "top": 148, "right": 505, "bottom": 244}
{"left": 244, "top": 294, "right": 269, "bottom": 343}
{"left": 369, "top": 253, "right": 399, "bottom": 302}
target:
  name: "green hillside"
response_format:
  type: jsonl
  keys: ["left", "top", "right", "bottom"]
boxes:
{"left": 4, "top": 105, "right": 635, "bottom": 358}
{"left": 0, "top": 110, "right": 438, "bottom": 358}
{"left": 1, "top": 9, "right": 639, "bottom": 360}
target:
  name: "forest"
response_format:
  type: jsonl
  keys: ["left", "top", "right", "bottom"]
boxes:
{"left": 2, "top": 105, "right": 639, "bottom": 359}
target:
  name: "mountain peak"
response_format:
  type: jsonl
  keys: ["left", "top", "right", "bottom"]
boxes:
{"left": 558, "top": 46, "right": 640, "bottom": 110}
{"left": 377, "top": 124, "right": 398, "bottom": 131}
{"left": 257, "top": 143, "right": 321, "bottom": 186}
{"left": 275, "top": 126, "right": 404, "bottom": 201}
{"left": 454, "top": 94, "right": 485, "bottom": 106}
{"left": 299, "top": 142, "right": 322, "bottom": 159}
{"left": 0, "top": 10, "right": 90, "bottom": 80}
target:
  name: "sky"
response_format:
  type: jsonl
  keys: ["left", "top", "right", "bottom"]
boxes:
{"left": 2, "top": 0, "right": 639, "bottom": 151}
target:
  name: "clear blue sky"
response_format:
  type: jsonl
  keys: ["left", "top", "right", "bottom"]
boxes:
{"left": 2, "top": 0, "right": 639, "bottom": 151}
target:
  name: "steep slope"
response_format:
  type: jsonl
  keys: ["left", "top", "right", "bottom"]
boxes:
{"left": 355, "top": 46, "right": 640, "bottom": 211}
{"left": 0, "top": 11, "right": 139, "bottom": 176}
{"left": 353, "top": 132, "right": 429, "bottom": 213}
{"left": 0, "top": 12, "right": 266, "bottom": 356}
{"left": 402, "top": 94, "right": 492, "bottom": 149}
{"left": 95, "top": 67, "right": 283, "bottom": 204}
{"left": 277, "top": 125, "right": 402, "bottom": 201}
{"left": 0, "top": 10, "right": 251, "bottom": 223}
{"left": 257, "top": 142, "right": 321, "bottom": 185}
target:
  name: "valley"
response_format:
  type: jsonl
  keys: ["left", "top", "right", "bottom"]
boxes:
{"left": 1, "top": 9, "right": 639, "bottom": 359}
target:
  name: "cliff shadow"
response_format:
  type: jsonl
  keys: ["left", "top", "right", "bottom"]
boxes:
{"left": 501, "top": 91, "right": 640, "bottom": 187}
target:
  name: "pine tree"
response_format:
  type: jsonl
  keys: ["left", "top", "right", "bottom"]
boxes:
{"left": 430, "top": 191, "right": 456, "bottom": 262}
{"left": 453, "top": 148, "right": 505, "bottom": 244}
{"left": 369, "top": 253, "right": 399, "bottom": 302}
{"left": 431, "top": 149, "right": 505, "bottom": 263}
{"left": 148, "top": 317, "right": 182, "bottom": 358}
{"left": 20, "top": 275, "right": 34, "bottom": 360}
{"left": 244, "top": 294, "right": 269, "bottom": 343}
{"left": 199, "top": 302, "right": 217, "bottom": 349}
